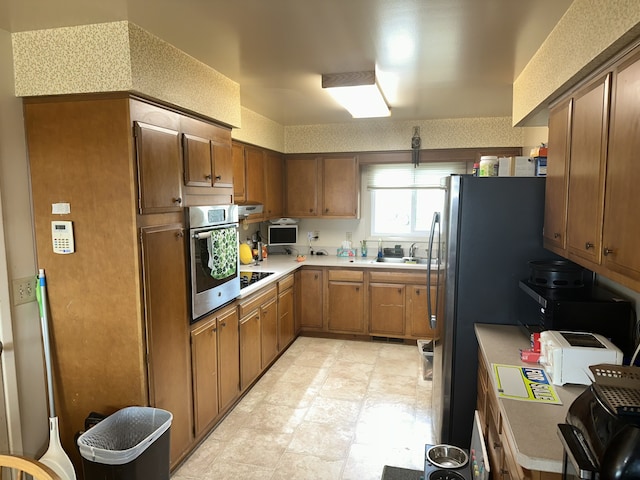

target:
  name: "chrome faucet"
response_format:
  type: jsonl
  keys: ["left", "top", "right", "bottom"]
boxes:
{"left": 409, "top": 242, "right": 418, "bottom": 257}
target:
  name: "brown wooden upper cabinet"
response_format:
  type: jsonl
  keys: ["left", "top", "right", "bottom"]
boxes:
{"left": 232, "top": 141, "right": 284, "bottom": 221}
{"left": 602, "top": 47, "right": 640, "bottom": 283}
{"left": 543, "top": 98, "right": 572, "bottom": 254}
{"left": 232, "top": 141, "right": 265, "bottom": 221}
{"left": 284, "top": 155, "right": 359, "bottom": 218}
{"left": 566, "top": 73, "right": 610, "bottom": 266}
{"left": 232, "top": 142, "right": 246, "bottom": 203}
{"left": 134, "top": 121, "right": 183, "bottom": 214}
{"left": 264, "top": 150, "right": 284, "bottom": 219}
{"left": 181, "top": 116, "right": 233, "bottom": 193}
{"left": 545, "top": 44, "right": 640, "bottom": 291}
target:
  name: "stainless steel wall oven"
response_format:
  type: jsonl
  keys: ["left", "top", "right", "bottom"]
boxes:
{"left": 187, "top": 205, "right": 240, "bottom": 322}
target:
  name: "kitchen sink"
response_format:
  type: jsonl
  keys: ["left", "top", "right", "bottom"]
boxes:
{"left": 374, "top": 257, "right": 432, "bottom": 265}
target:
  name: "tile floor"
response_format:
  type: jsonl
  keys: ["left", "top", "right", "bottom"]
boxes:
{"left": 171, "top": 336, "right": 435, "bottom": 480}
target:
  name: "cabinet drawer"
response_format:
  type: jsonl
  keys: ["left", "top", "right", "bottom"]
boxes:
{"left": 238, "top": 285, "right": 277, "bottom": 317}
{"left": 278, "top": 273, "right": 294, "bottom": 292}
{"left": 369, "top": 271, "right": 428, "bottom": 284}
{"left": 328, "top": 269, "right": 363, "bottom": 282}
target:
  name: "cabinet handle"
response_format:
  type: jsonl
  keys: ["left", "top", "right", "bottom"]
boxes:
{"left": 355, "top": 287, "right": 360, "bottom": 292}
{"left": 309, "top": 208, "right": 314, "bottom": 213}
{"left": 604, "top": 247, "right": 615, "bottom": 256}
{"left": 211, "top": 327, "right": 217, "bottom": 333}
{"left": 325, "top": 208, "right": 329, "bottom": 213}
{"left": 493, "top": 441, "right": 502, "bottom": 449}
{"left": 205, "top": 174, "right": 212, "bottom": 180}
{"left": 175, "top": 231, "right": 184, "bottom": 238}
{"left": 220, "top": 321, "right": 226, "bottom": 327}
{"left": 554, "top": 232, "right": 561, "bottom": 239}
{"left": 173, "top": 197, "right": 182, "bottom": 205}
{"left": 215, "top": 175, "right": 222, "bottom": 181}
{"left": 398, "top": 288, "right": 402, "bottom": 294}
{"left": 585, "top": 242, "right": 594, "bottom": 250}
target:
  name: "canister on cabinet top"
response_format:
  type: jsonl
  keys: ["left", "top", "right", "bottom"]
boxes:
{"left": 478, "top": 156, "right": 498, "bottom": 177}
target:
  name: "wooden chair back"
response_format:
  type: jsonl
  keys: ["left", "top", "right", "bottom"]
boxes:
{"left": 0, "top": 454, "right": 62, "bottom": 480}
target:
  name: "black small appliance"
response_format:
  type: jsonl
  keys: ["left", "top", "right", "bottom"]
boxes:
{"left": 518, "top": 280, "right": 636, "bottom": 358}
{"left": 557, "top": 364, "right": 640, "bottom": 479}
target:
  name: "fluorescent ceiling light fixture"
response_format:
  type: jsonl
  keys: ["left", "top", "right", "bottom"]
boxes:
{"left": 322, "top": 71, "right": 391, "bottom": 118}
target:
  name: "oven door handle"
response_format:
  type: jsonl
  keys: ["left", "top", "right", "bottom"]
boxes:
{"left": 193, "top": 232, "right": 212, "bottom": 240}
{"left": 557, "top": 424, "right": 599, "bottom": 479}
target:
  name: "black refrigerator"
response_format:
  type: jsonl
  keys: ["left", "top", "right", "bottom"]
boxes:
{"left": 431, "top": 175, "right": 560, "bottom": 447}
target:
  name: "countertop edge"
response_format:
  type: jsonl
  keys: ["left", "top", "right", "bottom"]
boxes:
{"left": 236, "top": 254, "right": 433, "bottom": 298}
{"left": 475, "top": 324, "right": 586, "bottom": 474}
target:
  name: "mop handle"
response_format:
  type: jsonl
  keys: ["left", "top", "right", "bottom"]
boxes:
{"left": 37, "top": 269, "right": 56, "bottom": 418}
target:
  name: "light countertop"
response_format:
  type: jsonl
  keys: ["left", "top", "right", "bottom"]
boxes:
{"left": 237, "top": 253, "right": 433, "bottom": 298}
{"left": 475, "top": 324, "right": 586, "bottom": 473}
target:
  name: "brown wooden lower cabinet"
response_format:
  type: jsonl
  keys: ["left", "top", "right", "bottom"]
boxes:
{"left": 190, "top": 304, "right": 239, "bottom": 439}
{"left": 298, "top": 268, "right": 323, "bottom": 329}
{"left": 477, "top": 353, "right": 561, "bottom": 480}
{"left": 278, "top": 274, "right": 296, "bottom": 350}
{"left": 261, "top": 296, "right": 278, "bottom": 368}
{"left": 141, "top": 224, "right": 193, "bottom": 465}
{"left": 369, "top": 283, "right": 405, "bottom": 335}
{"left": 327, "top": 270, "right": 366, "bottom": 333}
{"left": 239, "top": 285, "right": 277, "bottom": 390}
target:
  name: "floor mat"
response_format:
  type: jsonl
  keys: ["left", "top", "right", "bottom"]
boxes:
{"left": 381, "top": 465, "right": 424, "bottom": 480}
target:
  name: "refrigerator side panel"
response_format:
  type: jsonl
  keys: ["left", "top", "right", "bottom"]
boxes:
{"left": 446, "top": 176, "right": 560, "bottom": 446}
{"left": 435, "top": 174, "right": 461, "bottom": 444}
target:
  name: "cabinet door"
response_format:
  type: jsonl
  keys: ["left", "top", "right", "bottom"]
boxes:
{"left": 327, "top": 281, "right": 365, "bottom": 333}
{"left": 544, "top": 99, "right": 572, "bottom": 253}
{"left": 261, "top": 297, "right": 278, "bottom": 368}
{"left": 212, "top": 139, "right": 233, "bottom": 188}
{"left": 369, "top": 283, "right": 405, "bottom": 335}
{"left": 299, "top": 269, "right": 323, "bottom": 329}
{"left": 245, "top": 146, "right": 266, "bottom": 205}
{"left": 134, "top": 122, "right": 183, "bottom": 213}
{"left": 240, "top": 310, "right": 262, "bottom": 390}
{"left": 566, "top": 74, "right": 610, "bottom": 265}
{"left": 232, "top": 142, "right": 246, "bottom": 203}
{"left": 406, "top": 285, "right": 435, "bottom": 338}
{"left": 217, "top": 307, "right": 240, "bottom": 411}
{"left": 191, "top": 318, "right": 219, "bottom": 436}
{"left": 603, "top": 49, "right": 640, "bottom": 282}
{"left": 264, "top": 151, "right": 284, "bottom": 219}
{"left": 183, "top": 133, "right": 213, "bottom": 187}
{"left": 322, "top": 156, "right": 359, "bottom": 217}
{"left": 140, "top": 224, "right": 192, "bottom": 464}
{"left": 285, "top": 157, "right": 318, "bottom": 217}
{"left": 278, "top": 287, "right": 295, "bottom": 350}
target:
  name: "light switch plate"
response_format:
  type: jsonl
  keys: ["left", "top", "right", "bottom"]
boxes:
{"left": 12, "top": 276, "right": 37, "bottom": 306}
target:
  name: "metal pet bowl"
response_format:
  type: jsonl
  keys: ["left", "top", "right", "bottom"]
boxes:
{"left": 426, "top": 444, "right": 469, "bottom": 469}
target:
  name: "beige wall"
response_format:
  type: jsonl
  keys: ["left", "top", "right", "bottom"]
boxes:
{"left": 12, "top": 21, "right": 242, "bottom": 128}
{"left": 0, "top": 28, "right": 48, "bottom": 455}
{"left": 284, "top": 116, "right": 523, "bottom": 154}
{"left": 513, "top": 0, "right": 640, "bottom": 126}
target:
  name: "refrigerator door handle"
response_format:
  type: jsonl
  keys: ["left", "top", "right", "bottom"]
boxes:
{"left": 427, "top": 211, "right": 440, "bottom": 330}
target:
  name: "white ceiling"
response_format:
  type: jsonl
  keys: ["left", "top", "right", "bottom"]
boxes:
{"left": 1, "top": 0, "right": 573, "bottom": 126}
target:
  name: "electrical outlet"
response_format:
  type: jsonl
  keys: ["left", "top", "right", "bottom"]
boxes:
{"left": 12, "top": 276, "right": 37, "bottom": 306}
{"left": 307, "top": 231, "right": 314, "bottom": 241}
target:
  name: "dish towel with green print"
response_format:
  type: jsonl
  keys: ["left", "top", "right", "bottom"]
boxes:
{"left": 207, "top": 228, "right": 237, "bottom": 279}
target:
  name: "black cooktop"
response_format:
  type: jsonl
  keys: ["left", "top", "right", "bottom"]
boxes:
{"left": 240, "top": 271, "right": 274, "bottom": 289}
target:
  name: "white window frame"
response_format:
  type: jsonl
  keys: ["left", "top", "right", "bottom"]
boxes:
{"left": 366, "top": 162, "right": 467, "bottom": 240}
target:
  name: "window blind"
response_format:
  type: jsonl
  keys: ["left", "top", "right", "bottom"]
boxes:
{"left": 365, "top": 162, "right": 468, "bottom": 189}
